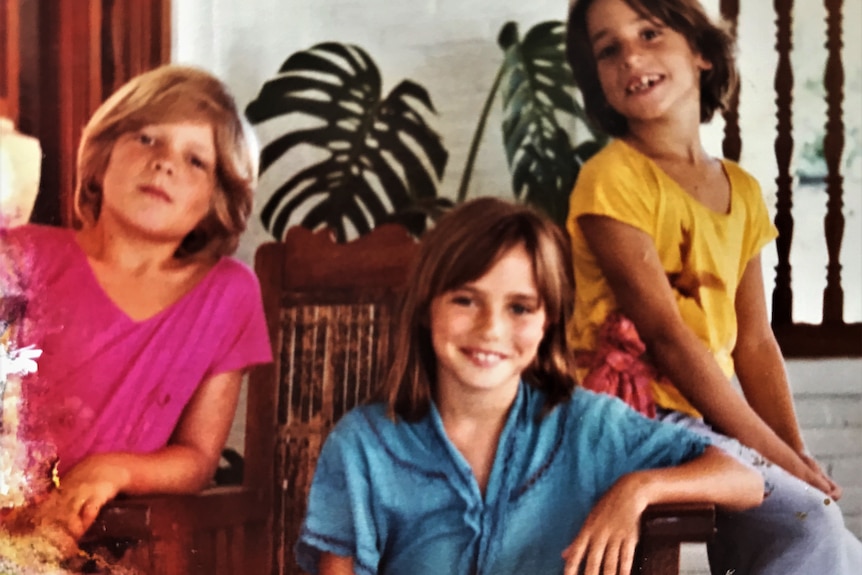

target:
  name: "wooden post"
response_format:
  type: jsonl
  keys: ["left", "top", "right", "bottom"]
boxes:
{"left": 772, "top": 0, "right": 795, "bottom": 327}
{"left": 822, "top": 0, "right": 846, "bottom": 325}
{"left": 719, "top": 0, "right": 741, "bottom": 162}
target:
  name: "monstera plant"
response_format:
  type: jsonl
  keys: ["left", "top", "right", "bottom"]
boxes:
{"left": 247, "top": 20, "right": 605, "bottom": 241}
{"left": 246, "top": 43, "right": 450, "bottom": 242}
{"left": 458, "top": 20, "right": 607, "bottom": 226}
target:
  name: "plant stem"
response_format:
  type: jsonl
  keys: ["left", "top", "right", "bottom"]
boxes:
{"left": 456, "top": 62, "right": 506, "bottom": 203}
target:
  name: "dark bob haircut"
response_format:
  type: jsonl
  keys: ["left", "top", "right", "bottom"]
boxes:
{"left": 566, "top": 0, "right": 738, "bottom": 137}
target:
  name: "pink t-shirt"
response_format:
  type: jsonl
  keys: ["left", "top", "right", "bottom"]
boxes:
{"left": 1, "top": 224, "right": 272, "bottom": 473}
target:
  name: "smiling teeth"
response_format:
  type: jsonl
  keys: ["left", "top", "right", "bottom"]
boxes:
{"left": 471, "top": 351, "right": 503, "bottom": 364}
{"left": 626, "top": 75, "right": 661, "bottom": 94}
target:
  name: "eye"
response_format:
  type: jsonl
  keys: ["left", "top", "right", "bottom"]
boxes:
{"left": 510, "top": 303, "right": 530, "bottom": 316}
{"left": 641, "top": 26, "right": 662, "bottom": 41}
{"left": 451, "top": 295, "right": 474, "bottom": 307}
{"left": 188, "top": 155, "right": 208, "bottom": 170}
{"left": 509, "top": 301, "right": 539, "bottom": 316}
{"left": 137, "top": 132, "right": 155, "bottom": 145}
{"left": 595, "top": 42, "right": 618, "bottom": 60}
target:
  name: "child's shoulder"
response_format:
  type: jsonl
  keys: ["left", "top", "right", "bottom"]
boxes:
{"left": 322, "top": 403, "right": 416, "bottom": 458}
{"left": 562, "top": 387, "right": 655, "bottom": 430}
{"left": 326, "top": 403, "right": 390, "bottom": 439}
{"left": 1, "top": 224, "right": 77, "bottom": 275}
{"left": 212, "top": 255, "right": 259, "bottom": 283}
{"left": 2, "top": 223, "right": 74, "bottom": 249}
{"left": 720, "top": 158, "right": 761, "bottom": 191}
{"left": 578, "top": 139, "right": 655, "bottom": 184}
{"left": 207, "top": 255, "right": 263, "bottom": 294}
{"left": 584, "top": 139, "right": 634, "bottom": 166}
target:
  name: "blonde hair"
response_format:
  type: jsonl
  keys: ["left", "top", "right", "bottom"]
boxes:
{"left": 74, "top": 65, "right": 259, "bottom": 257}
{"left": 380, "top": 197, "right": 577, "bottom": 421}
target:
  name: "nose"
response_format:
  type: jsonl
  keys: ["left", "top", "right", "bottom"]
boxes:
{"left": 151, "top": 147, "right": 176, "bottom": 175}
{"left": 620, "top": 41, "right": 641, "bottom": 68}
{"left": 476, "top": 305, "right": 504, "bottom": 340}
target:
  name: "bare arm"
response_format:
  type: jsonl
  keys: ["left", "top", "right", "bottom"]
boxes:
{"left": 562, "top": 446, "right": 763, "bottom": 575}
{"left": 320, "top": 552, "right": 356, "bottom": 575}
{"left": 41, "top": 369, "right": 243, "bottom": 539}
{"left": 577, "top": 215, "right": 829, "bottom": 492}
{"left": 732, "top": 255, "right": 803, "bottom": 448}
{"left": 733, "top": 256, "right": 840, "bottom": 497}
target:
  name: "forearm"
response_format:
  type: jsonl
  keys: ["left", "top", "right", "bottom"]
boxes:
{"left": 646, "top": 325, "right": 809, "bottom": 479}
{"left": 620, "top": 446, "right": 763, "bottom": 512}
{"left": 733, "top": 335, "right": 805, "bottom": 452}
{"left": 107, "top": 369, "right": 243, "bottom": 495}
{"left": 81, "top": 444, "right": 218, "bottom": 496}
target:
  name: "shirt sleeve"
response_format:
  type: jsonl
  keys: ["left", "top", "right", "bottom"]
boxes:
{"left": 577, "top": 391, "right": 710, "bottom": 489}
{"left": 205, "top": 259, "right": 272, "bottom": 377}
{"left": 295, "top": 412, "right": 381, "bottom": 575}
{"left": 569, "top": 145, "right": 659, "bottom": 237}
{"left": 738, "top": 168, "right": 779, "bottom": 266}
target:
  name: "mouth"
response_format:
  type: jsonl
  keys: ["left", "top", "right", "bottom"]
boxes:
{"left": 462, "top": 348, "right": 507, "bottom": 367}
{"left": 139, "top": 184, "right": 172, "bottom": 202}
{"left": 625, "top": 74, "right": 663, "bottom": 95}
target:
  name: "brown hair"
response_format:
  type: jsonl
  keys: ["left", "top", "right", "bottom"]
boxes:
{"left": 74, "top": 65, "right": 258, "bottom": 258}
{"left": 566, "top": 0, "right": 737, "bottom": 137}
{"left": 380, "top": 197, "right": 577, "bottom": 421}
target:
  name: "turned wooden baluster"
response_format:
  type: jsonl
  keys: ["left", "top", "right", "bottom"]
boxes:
{"left": 772, "top": 0, "right": 795, "bottom": 327}
{"left": 720, "top": 0, "right": 741, "bottom": 162}
{"left": 822, "top": 0, "right": 846, "bottom": 325}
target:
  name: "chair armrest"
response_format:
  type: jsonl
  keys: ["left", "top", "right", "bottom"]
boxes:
{"left": 81, "top": 485, "right": 268, "bottom": 543}
{"left": 641, "top": 502, "right": 716, "bottom": 542}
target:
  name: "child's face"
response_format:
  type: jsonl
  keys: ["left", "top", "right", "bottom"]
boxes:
{"left": 428, "top": 243, "right": 548, "bottom": 402}
{"left": 586, "top": 0, "right": 711, "bottom": 127}
{"left": 100, "top": 121, "right": 217, "bottom": 243}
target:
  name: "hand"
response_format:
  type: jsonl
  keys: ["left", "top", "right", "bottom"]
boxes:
{"left": 31, "top": 454, "right": 128, "bottom": 541}
{"left": 798, "top": 452, "right": 842, "bottom": 500}
{"left": 562, "top": 476, "right": 646, "bottom": 575}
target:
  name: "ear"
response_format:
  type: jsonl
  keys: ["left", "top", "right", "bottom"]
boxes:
{"left": 696, "top": 53, "right": 714, "bottom": 72}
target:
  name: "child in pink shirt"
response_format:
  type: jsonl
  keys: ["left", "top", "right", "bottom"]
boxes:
{"left": 1, "top": 65, "right": 271, "bottom": 546}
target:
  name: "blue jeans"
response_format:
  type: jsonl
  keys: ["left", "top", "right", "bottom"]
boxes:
{"left": 657, "top": 409, "right": 862, "bottom": 575}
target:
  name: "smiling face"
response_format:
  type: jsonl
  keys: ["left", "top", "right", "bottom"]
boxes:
{"left": 100, "top": 121, "right": 217, "bottom": 244}
{"left": 586, "top": 0, "right": 712, "bottom": 127}
{"left": 429, "top": 243, "right": 548, "bottom": 404}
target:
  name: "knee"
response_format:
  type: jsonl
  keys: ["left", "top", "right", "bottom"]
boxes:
{"left": 782, "top": 493, "right": 846, "bottom": 540}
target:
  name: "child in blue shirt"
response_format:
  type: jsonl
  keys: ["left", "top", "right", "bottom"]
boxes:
{"left": 296, "top": 197, "right": 763, "bottom": 575}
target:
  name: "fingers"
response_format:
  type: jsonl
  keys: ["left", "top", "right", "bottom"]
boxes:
{"left": 79, "top": 499, "right": 103, "bottom": 535}
{"left": 799, "top": 453, "right": 843, "bottom": 500}
{"left": 807, "top": 469, "right": 838, "bottom": 500}
{"left": 563, "top": 533, "right": 638, "bottom": 575}
{"left": 618, "top": 536, "right": 637, "bottom": 575}
{"left": 562, "top": 536, "right": 588, "bottom": 575}
{"left": 32, "top": 490, "right": 105, "bottom": 541}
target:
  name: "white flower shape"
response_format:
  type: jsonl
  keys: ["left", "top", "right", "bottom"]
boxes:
{"left": 0, "top": 343, "right": 42, "bottom": 383}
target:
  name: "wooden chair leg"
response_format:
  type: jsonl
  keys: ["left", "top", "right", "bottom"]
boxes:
{"left": 634, "top": 503, "right": 716, "bottom": 575}
{"left": 634, "top": 539, "right": 680, "bottom": 575}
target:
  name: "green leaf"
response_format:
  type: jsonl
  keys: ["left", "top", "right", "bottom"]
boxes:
{"left": 246, "top": 43, "right": 448, "bottom": 241}
{"left": 496, "top": 20, "right": 605, "bottom": 226}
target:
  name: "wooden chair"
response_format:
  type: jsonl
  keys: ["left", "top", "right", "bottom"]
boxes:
{"left": 250, "top": 223, "right": 716, "bottom": 575}
{"left": 82, "top": 223, "right": 715, "bottom": 575}
{"left": 80, "top": 486, "right": 269, "bottom": 575}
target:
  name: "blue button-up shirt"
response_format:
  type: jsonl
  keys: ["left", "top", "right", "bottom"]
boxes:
{"left": 297, "top": 383, "right": 708, "bottom": 575}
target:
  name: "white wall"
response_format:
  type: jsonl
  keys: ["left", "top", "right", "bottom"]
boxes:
{"left": 171, "top": 0, "right": 862, "bottom": 563}
{"left": 173, "top": 0, "right": 861, "bottom": 322}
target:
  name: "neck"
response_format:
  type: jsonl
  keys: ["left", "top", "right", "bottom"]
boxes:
{"left": 624, "top": 103, "right": 708, "bottom": 165}
{"left": 435, "top": 383, "right": 517, "bottom": 431}
{"left": 76, "top": 222, "right": 189, "bottom": 274}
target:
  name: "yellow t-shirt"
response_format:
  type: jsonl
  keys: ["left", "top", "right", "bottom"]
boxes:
{"left": 566, "top": 139, "right": 778, "bottom": 417}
